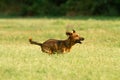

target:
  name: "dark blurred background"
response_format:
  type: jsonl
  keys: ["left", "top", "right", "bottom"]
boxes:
{"left": 0, "top": 0, "right": 120, "bottom": 17}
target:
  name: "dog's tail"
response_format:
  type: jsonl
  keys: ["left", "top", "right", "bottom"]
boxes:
{"left": 29, "top": 38, "right": 42, "bottom": 46}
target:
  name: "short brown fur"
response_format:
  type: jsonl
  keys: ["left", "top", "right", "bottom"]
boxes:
{"left": 29, "top": 30, "right": 84, "bottom": 54}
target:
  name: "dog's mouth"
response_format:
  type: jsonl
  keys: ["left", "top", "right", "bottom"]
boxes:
{"left": 75, "top": 38, "right": 84, "bottom": 44}
{"left": 75, "top": 40, "right": 82, "bottom": 44}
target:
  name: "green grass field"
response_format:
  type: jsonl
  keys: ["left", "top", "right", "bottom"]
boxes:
{"left": 0, "top": 17, "right": 120, "bottom": 80}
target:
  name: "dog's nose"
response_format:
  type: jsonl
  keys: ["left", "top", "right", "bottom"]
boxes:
{"left": 80, "top": 37, "right": 84, "bottom": 41}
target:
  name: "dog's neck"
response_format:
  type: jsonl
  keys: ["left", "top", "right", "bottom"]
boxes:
{"left": 64, "top": 37, "right": 75, "bottom": 48}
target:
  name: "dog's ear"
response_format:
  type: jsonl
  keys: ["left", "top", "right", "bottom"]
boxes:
{"left": 73, "top": 29, "right": 76, "bottom": 33}
{"left": 66, "top": 32, "right": 72, "bottom": 36}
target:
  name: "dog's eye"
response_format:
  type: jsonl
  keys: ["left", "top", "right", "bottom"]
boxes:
{"left": 75, "top": 35, "right": 79, "bottom": 37}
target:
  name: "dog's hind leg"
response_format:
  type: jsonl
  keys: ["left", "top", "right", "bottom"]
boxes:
{"left": 41, "top": 46, "right": 53, "bottom": 54}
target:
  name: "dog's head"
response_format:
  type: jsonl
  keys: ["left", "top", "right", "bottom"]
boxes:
{"left": 66, "top": 30, "right": 84, "bottom": 44}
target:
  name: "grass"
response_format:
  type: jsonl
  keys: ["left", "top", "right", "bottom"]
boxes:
{"left": 0, "top": 17, "right": 120, "bottom": 80}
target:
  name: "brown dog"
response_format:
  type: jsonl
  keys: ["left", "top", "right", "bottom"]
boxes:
{"left": 29, "top": 30, "right": 84, "bottom": 54}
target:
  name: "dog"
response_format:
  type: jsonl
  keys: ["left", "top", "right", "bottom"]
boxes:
{"left": 29, "top": 30, "right": 84, "bottom": 54}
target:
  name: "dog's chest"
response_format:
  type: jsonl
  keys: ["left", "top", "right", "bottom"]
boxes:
{"left": 57, "top": 41, "right": 71, "bottom": 52}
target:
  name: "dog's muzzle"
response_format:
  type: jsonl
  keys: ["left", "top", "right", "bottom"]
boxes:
{"left": 75, "top": 37, "right": 84, "bottom": 44}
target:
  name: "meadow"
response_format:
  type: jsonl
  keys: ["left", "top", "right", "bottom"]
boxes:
{"left": 0, "top": 17, "right": 120, "bottom": 80}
